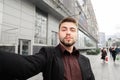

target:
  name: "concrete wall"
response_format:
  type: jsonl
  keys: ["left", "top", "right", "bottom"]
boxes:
{"left": 1, "top": 0, "right": 35, "bottom": 44}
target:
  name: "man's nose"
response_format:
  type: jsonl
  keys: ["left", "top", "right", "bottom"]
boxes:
{"left": 66, "top": 30, "right": 71, "bottom": 34}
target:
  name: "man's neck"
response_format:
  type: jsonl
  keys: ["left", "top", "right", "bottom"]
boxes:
{"left": 60, "top": 43, "right": 74, "bottom": 53}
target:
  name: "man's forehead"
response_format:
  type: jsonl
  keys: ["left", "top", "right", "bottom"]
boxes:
{"left": 60, "top": 22, "right": 77, "bottom": 28}
{"left": 61, "top": 26, "right": 77, "bottom": 29}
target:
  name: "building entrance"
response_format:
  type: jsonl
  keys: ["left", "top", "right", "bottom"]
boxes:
{"left": 18, "top": 39, "right": 31, "bottom": 55}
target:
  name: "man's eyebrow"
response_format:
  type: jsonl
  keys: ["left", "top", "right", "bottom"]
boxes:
{"left": 62, "top": 26, "right": 76, "bottom": 28}
{"left": 61, "top": 26, "right": 67, "bottom": 28}
{"left": 70, "top": 27, "right": 76, "bottom": 30}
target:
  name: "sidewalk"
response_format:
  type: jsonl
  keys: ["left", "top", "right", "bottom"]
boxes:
{"left": 28, "top": 52, "right": 120, "bottom": 80}
{"left": 85, "top": 52, "right": 120, "bottom": 80}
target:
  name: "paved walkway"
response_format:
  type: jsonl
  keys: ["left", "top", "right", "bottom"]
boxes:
{"left": 28, "top": 52, "right": 120, "bottom": 80}
{"left": 85, "top": 52, "right": 120, "bottom": 80}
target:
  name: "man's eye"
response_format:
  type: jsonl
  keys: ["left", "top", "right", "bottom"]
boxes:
{"left": 71, "top": 28, "right": 76, "bottom": 32}
{"left": 62, "top": 29, "right": 66, "bottom": 31}
{"left": 61, "top": 28, "right": 66, "bottom": 31}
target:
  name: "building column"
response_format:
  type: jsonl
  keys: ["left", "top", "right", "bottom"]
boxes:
{"left": 0, "top": 0, "right": 3, "bottom": 42}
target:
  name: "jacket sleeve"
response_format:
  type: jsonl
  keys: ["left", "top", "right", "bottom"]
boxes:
{"left": 0, "top": 49, "right": 46, "bottom": 79}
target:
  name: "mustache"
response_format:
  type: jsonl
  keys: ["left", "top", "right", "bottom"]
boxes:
{"left": 64, "top": 36, "right": 73, "bottom": 39}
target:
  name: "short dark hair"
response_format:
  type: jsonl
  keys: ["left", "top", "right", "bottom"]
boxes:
{"left": 59, "top": 17, "right": 78, "bottom": 29}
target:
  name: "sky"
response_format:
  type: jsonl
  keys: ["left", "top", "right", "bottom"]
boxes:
{"left": 91, "top": 0, "right": 120, "bottom": 35}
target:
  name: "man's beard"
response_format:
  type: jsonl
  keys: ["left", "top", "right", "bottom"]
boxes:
{"left": 60, "top": 39, "right": 75, "bottom": 47}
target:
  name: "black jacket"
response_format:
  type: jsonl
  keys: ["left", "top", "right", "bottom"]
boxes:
{"left": 0, "top": 45, "right": 95, "bottom": 80}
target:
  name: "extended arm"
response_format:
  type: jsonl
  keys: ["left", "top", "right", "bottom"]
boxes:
{"left": 0, "top": 49, "right": 46, "bottom": 79}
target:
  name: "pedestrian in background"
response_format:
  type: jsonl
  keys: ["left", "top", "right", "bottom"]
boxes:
{"left": 101, "top": 47, "right": 107, "bottom": 62}
{"left": 109, "top": 47, "right": 112, "bottom": 58}
{"left": 111, "top": 48, "right": 117, "bottom": 62}
{"left": 115, "top": 46, "right": 120, "bottom": 55}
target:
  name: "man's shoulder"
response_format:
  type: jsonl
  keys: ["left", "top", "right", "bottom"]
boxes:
{"left": 43, "top": 46, "right": 55, "bottom": 50}
{"left": 39, "top": 46, "right": 55, "bottom": 53}
{"left": 78, "top": 54, "right": 91, "bottom": 65}
{"left": 79, "top": 54, "right": 89, "bottom": 60}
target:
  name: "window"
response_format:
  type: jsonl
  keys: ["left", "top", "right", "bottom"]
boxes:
{"left": 18, "top": 39, "right": 31, "bottom": 55}
{"left": 34, "top": 8, "right": 48, "bottom": 44}
{"left": 51, "top": 31, "right": 58, "bottom": 45}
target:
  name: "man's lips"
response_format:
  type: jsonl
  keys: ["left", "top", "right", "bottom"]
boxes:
{"left": 65, "top": 37, "right": 72, "bottom": 41}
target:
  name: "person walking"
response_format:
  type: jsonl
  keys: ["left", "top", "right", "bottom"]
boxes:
{"left": 109, "top": 47, "right": 112, "bottom": 58}
{"left": 111, "top": 48, "right": 117, "bottom": 62}
{"left": 101, "top": 47, "right": 107, "bottom": 62}
{"left": 0, "top": 17, "right": 95, "bottom": 80}
{"left": 115, "top": 46, "right": 120, "bottom": 55}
